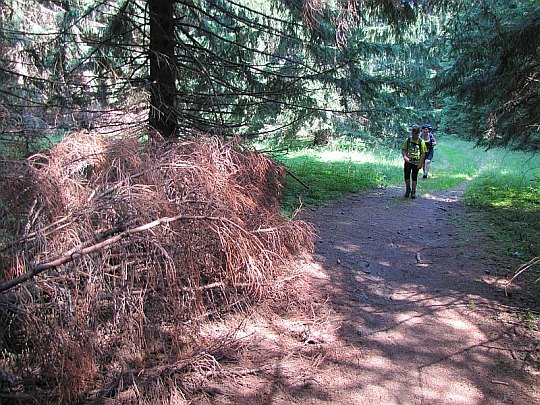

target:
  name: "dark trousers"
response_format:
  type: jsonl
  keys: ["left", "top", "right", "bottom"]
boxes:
{"left": 404, "top": 161, "right": 420, "bottom": 182}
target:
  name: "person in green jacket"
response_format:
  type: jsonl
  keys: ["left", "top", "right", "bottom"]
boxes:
{"left": 401, "top": 124, "right": 427, "bottom": 199}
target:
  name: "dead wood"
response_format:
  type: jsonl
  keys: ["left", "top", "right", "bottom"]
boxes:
{"left": 0, "top": 214, "right": 223, "bottom": 293}
{"left": 0, "top": 130, "right": 316, "bottom": 403}
{"left": 505, "top": 256, "right": 540, "bottom": 294}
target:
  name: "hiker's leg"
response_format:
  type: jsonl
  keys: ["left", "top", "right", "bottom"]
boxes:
{"left": 423, "top": 151, "right": 433, "bottom": 178}
{"left": 423, "top": 159, "right": 431, "bottom": 177}
{"left": 411, "top": 165, "right": 419, "bottom": 198}
{"left": 404, "top": 162, "right": 411, "bottom": 197}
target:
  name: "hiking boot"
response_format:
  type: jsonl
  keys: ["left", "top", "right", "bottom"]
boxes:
{"left": 404, "top": 189, "right": 410, "bottom": 198}
{"left": 410, "top": 190, "right": 416, "bottom": 199}
{"left": 422, "top": 174, "right": 428, "bottom": 179}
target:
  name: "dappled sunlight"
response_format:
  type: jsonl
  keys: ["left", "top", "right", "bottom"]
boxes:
{"left": 446, "top": 317, "right": 478, "bottom": 332}
{"left": 395, "top": 312, "right": 423, "bottom": 324}
{"left": 335, "top": 243, "right": 361, "bottom": 253}
{"left": 490, "top": 199, "right": 517, "bottom": 208}
{"left": 482, "top": 274, "right": 512, "bottom": 290}
{"left": 317, "top": 150, "right": 376, "bottom": 163}
{"left": 420, "top": 376, "right": 483, "bottom": 405}
{"left": 315, "top": 149, "right": 403, "bottom": 171}
{"left": 289, "top": 182, "right": 539, "bottom": 404}
{"left": 363, "top": 354, "right": 394, "bottom": 371}
{"left": 423, "top": 193, "right": 463, "bottom": 203}
{"left": 303, "top": 260, "right": 329, "bottom": 279}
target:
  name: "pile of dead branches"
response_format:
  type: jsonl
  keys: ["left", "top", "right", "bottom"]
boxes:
{"left": 0, "top": 131, "right": 315, "bottom": 403}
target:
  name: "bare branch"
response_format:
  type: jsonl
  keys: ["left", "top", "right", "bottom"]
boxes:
{"left": 0, "top": 214, "right": 221, "bottom": 293}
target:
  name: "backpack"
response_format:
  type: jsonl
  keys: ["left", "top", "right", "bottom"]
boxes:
{"left": 423, "top": 133, "right": 435, "bottom": 151}
{"left": 405, "top": 137, "right": 424, "bottom": 163}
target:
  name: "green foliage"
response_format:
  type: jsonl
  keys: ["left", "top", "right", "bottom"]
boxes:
{"left": 434, "top": 0, "right": 540, "bottom": 150}
{"left": 1, "top": 0, "right": 537, "bottom": 156}
{"left": 0, "top": 0, "right": 452, "bottom": 146}
{"left": 275, "top": 150, "right": 391, "bottom": 214}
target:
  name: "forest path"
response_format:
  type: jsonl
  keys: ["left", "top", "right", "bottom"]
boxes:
{"left": 211, "top": 184, "right": 539, "bottom": 405}
{"left": 294, "top": 184, "right": 540, "bottom": 405}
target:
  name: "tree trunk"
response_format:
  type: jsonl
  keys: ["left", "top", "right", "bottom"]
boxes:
{"left": 148, "top": 0, "right": 177, "bottom": 138}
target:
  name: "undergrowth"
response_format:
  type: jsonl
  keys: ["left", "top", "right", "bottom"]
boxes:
{"left": 0, "top": 133, "right": 315, "bottom": 403}
{"left": 463, "top": 149, "right": 540, "bottom": 301}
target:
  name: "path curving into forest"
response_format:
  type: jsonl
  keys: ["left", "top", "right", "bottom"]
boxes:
{"left": 209, "top": 183, "right": 539, "bottom": 404}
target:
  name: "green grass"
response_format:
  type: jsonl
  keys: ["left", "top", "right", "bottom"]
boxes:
{"left": 264, "top": 135, "right": 487, "bottom": 215}
{"left": 258, "top": 134, "right": 540, "bottom": 275}
{"left": 463, "top": 149, "right": 540, "bottom": 261}
{"left": 273, "top": 150, "right": 394, "bottom": 213}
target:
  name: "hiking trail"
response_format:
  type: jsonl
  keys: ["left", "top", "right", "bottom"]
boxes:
{"left": 202, "top": 185, "right": 539, "bottom": 404}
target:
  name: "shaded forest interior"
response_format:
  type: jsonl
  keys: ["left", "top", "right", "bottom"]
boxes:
{"left": 0, "top": 0, "right": 538, "bottom": 403}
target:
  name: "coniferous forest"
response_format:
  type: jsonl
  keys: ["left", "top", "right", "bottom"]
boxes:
{"left": 0, "top": 0, "right": 537, "bottom": 150}
{"left": 0, "top": 0, "right": 538, "bottom": 403}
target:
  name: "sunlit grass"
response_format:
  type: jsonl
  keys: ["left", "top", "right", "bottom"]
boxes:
{"left": 260, "top": 134, "right": 540, "bottom": 266}
{"left": 272, "top": 152, "right": 389, "bottom": 213}
{"left": 463, "top": 150, "right": 540, "bottom": 261}
{"left": 266, "top": 135, "right": 484, "bottom": 215}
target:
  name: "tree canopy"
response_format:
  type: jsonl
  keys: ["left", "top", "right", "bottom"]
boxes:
{"left": 434, "top": 0, "right": 540, "bottom": 151}
{"left": 0, "top": 0, "right": 537, "bottom": 150}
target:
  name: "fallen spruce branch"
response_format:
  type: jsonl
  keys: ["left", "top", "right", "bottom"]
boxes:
{"left": 0, "top": 366, "right": 16, "bottom": 386}
{"left": 504, "top": 256, "right": 540, "bottom": 295}
{"left": 179, "top": 273, "right": 302, "bottom": 292}
{"left": 0, "top": 215, "right": 73, "bottom": 253}
{"left": 205, "top": 364, "right": 278, "bottom": 378}
{"left": 490, "top": 380, "right": 510, "bottom": 386}
{"left": 286, "top": 168, "right": 310, "bottom": 190}
{"left": 0, "top": 214, "right": 221, "bottom": 294}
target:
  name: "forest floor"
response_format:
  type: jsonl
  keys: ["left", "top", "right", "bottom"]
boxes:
{"left": 196, "top": 182, "right": 539, "bottom": 405}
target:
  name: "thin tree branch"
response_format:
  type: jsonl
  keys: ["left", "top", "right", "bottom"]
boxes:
{"left": 0, "top": 215, "right": 222, "bottom": 293}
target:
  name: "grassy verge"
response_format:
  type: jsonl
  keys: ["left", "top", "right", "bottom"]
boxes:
{"left": 272, "top": 151, "right": 391, "bottom": 213}
{"left": 263, "top": 135, "right": 483, "bottom": 215}
{"left": 463, "top": 149, "right": 540, "bottom": 260}
{"left": 260, "top": 134, "right": 540, "bottom": 304}
{"left": 463, "top": 149, "right": 540, "bottom": 309}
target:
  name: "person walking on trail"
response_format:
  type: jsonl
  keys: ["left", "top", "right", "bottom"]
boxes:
{"left": 401, "top": 124, "right": 427, "bottom": 199}
{"left": 420, "top": 123, "right": 437, "bottom": 178}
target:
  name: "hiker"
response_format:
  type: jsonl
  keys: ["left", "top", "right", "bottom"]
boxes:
{"left": 401, "top": 124, "right": 427, "bottom": 199}
{"left": 420, "top": 124, "right": 437, "bottom": 178}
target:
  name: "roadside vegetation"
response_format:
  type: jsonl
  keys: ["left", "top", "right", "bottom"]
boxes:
{"left": 464, "top": 149, "right": 540, "bottom": 257}
{"left": 257, "top": 134, "right": 540, "bottom": 298}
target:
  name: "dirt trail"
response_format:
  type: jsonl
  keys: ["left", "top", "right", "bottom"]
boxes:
{"left": 209, "top": 185, "right": 539, "bottom": 405}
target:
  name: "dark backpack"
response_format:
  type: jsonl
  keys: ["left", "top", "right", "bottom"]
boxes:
{"left": 423, "top": 133, "right": 435, "bottom": 151}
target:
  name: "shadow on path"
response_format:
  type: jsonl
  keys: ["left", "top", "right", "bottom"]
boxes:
{"left": 291, "top": 185, "right": 539, "bottom": 404}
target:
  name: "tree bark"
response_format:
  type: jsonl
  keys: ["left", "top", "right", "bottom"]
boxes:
{"left": 148, "top": 0, "right": 177, "bottom": 138}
